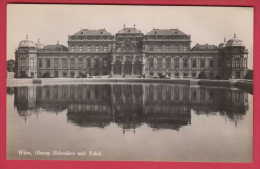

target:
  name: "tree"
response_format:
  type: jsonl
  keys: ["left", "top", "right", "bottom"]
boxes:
{"left": 7, "top": 59, "right": 15, "bottom": 72}
{"left": 245, "top": 69, "right": 253, "bottom": 79}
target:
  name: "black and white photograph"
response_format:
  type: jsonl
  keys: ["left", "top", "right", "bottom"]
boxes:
{"left": 7, "top": 4, "right": 253, "bottom": 162}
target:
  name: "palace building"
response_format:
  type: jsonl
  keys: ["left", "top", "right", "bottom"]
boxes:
{"left": 14, "top": 26, "right": 249, "bottom": 79}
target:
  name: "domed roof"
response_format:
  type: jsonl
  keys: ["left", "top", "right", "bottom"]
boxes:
{"left": 117, "top": 26, "right": 142, "bottom": 34}
{"left": 19, "top": 40, "right": 36, "bottom": 48}
{"left": 43, "top": 43, "right": 68, "bottom": 51}
{"left": 18, "top": 36, "right": 36, "bottom": 48}
{"left": 225, "top": 34, "right": 244, "bottom": 47}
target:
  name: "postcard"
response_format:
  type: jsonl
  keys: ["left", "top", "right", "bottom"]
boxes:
{"left": 6, "top": 4, "right": 253, "bottom": 163}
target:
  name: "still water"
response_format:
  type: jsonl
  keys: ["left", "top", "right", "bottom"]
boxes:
{"left": 7, "top": 83, "right": 252, "bottom": 162}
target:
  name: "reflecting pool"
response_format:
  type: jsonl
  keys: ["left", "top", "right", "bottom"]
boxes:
{"left": 7, "top": 83, "right": 252, "bottom": 162}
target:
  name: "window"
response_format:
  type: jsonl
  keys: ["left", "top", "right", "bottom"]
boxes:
{"left": 166, "top": 57, "right": 171, "bottom": 69}
{"left": 30, "top": 58, "right": 35, "bottom": 69}
{"left": 39, "top": 58, "right": 42, "bottom": 68}
{"left": 209, "top": 59, "right": 214, "bottom": 67}
{"left": 46, "top": 88, "right": 50, "bottom": 98}
{"left": 174, "top": 86, "right": 179, "bottom": 100}
{"left": 149, "top": 57, "right": 154, "bottom": 69}
{"left": 104, "top": 60, "right": 108, "bottom": 67}
{"left": 70, "top": 58, "right": 75, "bottom": 69}
{"left": 175, "top": 72, "right": 179, "bottom": 77}
{"left": 183, "top": 58, "right": 188, "bottom": 68}
{"left": 236, "top": 71, "right": 241, "bottom": 78}
{"left": 63, "top": 71, "right": 67, "bottom": 77}
{"left": 192, "top": 59, "right": 197, "bottom": 68}
{"left": 62, "top": 58, "right": 68, "bottom": 69}
{"left": 200, "top": 58, "right": 205, "bottom": 68}
{"left": 209, "top": 72, "right": 214, "bottom": 78}
{"left": 192, "top": 72, "right": 196, "bottom": 78}
{"left": 192, "top": 90, "right": 197, "bottom": 100}
{"left": 70, "top": 71, "right": 75, "bottom": 77}
{"left": 38, "top": 72, "right": 42, "bottom": 77}
{"left": 87, "top": 58, "right": 91, "bottom": 68}
{"left": 54, "top": 58, "right": 59, "bottom": 68}
{"left": 91, "top": 58, "right": 95, "bottom": 68}
{"left": 174, "top": 58, "right": 179, "bottom": 69}
{"left": 157, "top": 57, "right": 163, "bottom": 69}
{"left": 46, "top": 58, "right": 51, "bottom": 68}
{"left": 54, "top": 71, "right": 59, "bottom": 77}
{"left": 200, "top": 89, "right": 206, "bottom": 101}
{"left": 78, "top": 58, "right": 83, "bottom": 69}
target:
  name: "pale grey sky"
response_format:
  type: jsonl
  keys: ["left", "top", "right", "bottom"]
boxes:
{"left": 7, "top": 4, "right": 253, "bottom": 68}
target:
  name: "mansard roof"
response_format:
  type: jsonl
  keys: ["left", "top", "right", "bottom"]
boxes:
{"left": 191, "top": 43, "right": 218, "bottom": 51}
{"left": 43, "top": 44, "right": 69, "bottom": 51}
{"left": 146, "top": 29, "right": 188, "bottom": 36}
{"left": 73, "top": 29, "right": 112, "bottom": 36}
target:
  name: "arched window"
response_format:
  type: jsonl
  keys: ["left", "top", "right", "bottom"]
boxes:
{"left": 148, "top": 57, "right": 154, "bottom": 69}
{"left": 46, "top": 58, "right": 51, "bottom": 68}
{"left": 134, "top": 60, "right": 142, "bottom": 75}
{"left": 166, "top": 57, "right": 171, "bottom": 69}
{"left": 192, "top": 59, "right": 197, "bottom": 68}
{"left": 70, "top": 58, "right": 75, "bottom": 69}
{"left": 78, "top": 57, "right": 83, "bottom": 69}
{"left": 62, "top": 58, "right": 68, "bottom": 69}
{"left": 38, "top": 58, "right": 42, "bottom": 68}
{"left": 114, "top": 60, "right": 122, "bottom": 75}
{"left": 54, "top": 58, "right": 59, "bottom": 68}
{"left": 157, "top": 57, "right": 163, "bottom": 69}
{"left": 174, "top": 58, "right": 179, "bottom": 69}
{"left": 183, "top": 58, "right": 188, "bottom": 68}
{"left": 200, "top": 58, "right": 205, "bottom": 68}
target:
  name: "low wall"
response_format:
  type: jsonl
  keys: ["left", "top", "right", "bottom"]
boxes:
{"left": 7, "top": 78, "right": 190, "bottom": 87}
{"left": 198, "top": 79, "right": 231, "bottom": 87}
{"left": 7, "top": 78, "right": 253, "bottom": 91}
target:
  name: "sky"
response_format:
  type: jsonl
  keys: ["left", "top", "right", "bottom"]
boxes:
{"left": 7, "top": 4, "right": 253, "bottom": 68}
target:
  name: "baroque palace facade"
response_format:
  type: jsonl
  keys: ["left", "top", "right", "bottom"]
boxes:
{"left": 15, "top": 26, "right": 248, "bottom": 79}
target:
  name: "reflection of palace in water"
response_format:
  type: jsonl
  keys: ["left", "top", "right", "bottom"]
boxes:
{"left": 13, "top": 84, "right": 249, "bottom": 131}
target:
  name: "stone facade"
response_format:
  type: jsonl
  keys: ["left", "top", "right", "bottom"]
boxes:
{"left": 15, "top": 27, "right": 248, "bottom": 79}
